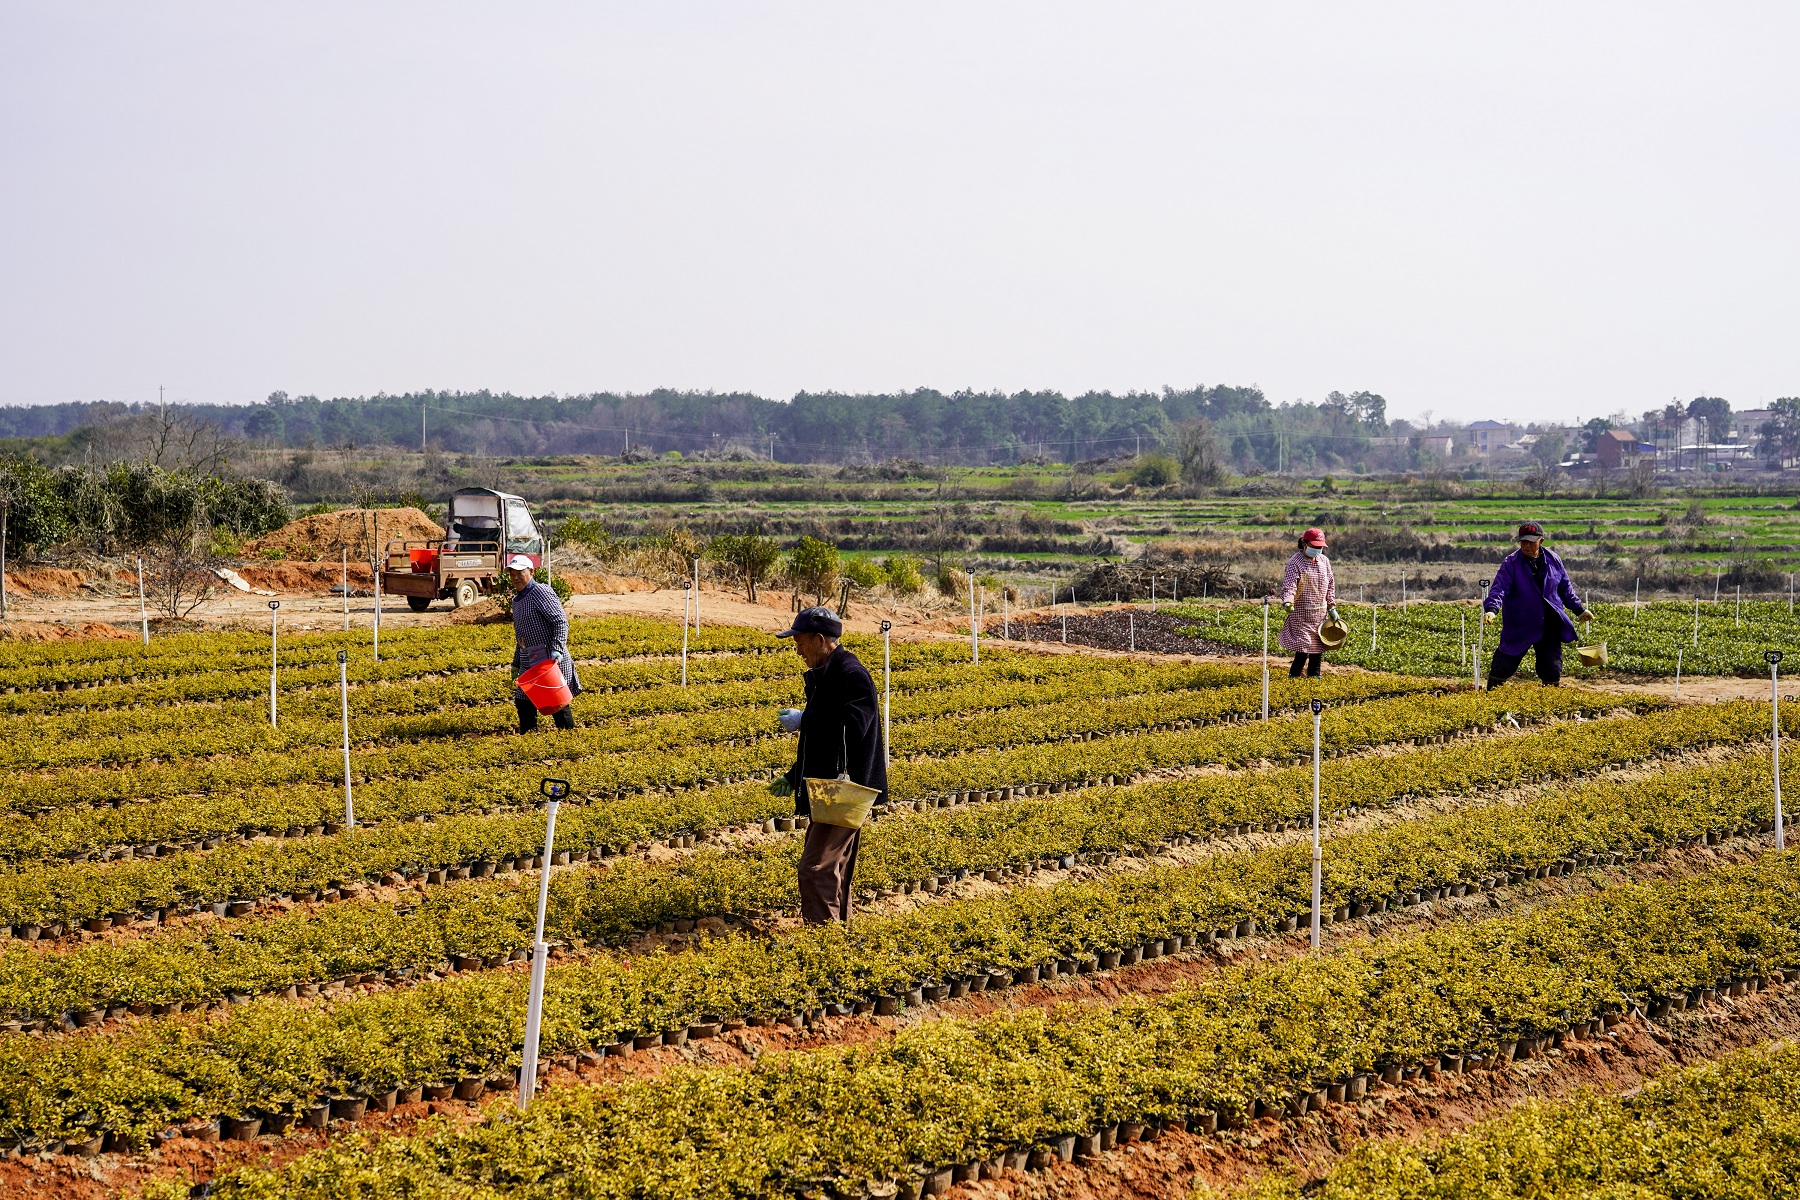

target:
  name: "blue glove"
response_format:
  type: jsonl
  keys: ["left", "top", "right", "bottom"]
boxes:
{"left": 778, "top": 708, "right": 803, "bottom": 733}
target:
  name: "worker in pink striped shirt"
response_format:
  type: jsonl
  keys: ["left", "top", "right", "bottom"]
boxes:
{"left": 1268, "top": 527, "right": 1341, "bottom": 677}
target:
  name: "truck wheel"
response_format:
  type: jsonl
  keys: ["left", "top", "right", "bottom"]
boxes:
{"left": 453, "top": 578, "right": 480, "bottom": 609}
{"left": 406, "top": 596, "right": 431, "bottom": 613}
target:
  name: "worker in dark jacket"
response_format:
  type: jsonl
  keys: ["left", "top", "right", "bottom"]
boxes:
{"left": 506, "top": 554, "right": 581, "bottom": 732}
{"left": 1481, "top": 522, "right": 1591, "bottom": 687}
{"left": 770, "top": 606, "right": 887, "bottom": 923}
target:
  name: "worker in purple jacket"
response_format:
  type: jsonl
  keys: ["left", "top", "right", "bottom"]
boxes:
{"left": 1481, "top": 521, "right": 1593, "bottom": 687}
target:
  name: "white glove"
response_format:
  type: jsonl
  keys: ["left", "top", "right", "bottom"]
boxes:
{"left": 1482, "top": 610, "right": 1496, "bottom": 626}
{"left": 1577, "top": 610, "right": 1594, "bottom": 626}
{"left": 777, "top": 708, "right": 803, "bottom": 733}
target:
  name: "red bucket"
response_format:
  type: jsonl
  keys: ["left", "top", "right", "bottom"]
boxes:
{"left": 408, "top": 548, "right": 439, "bottom": 573}
{"left": 517, "top": 658, "right": 573, "bottom": 714}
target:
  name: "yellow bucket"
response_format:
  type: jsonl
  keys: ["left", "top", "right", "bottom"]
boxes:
{"left": 1576, "top": 642, "right": 1607, "bottom": 668}
{"left": 804, "top": 775, "right": 881, "bottom": 829}
{"left": 1318, "top": 618, "right": 1350, "bottom": 650}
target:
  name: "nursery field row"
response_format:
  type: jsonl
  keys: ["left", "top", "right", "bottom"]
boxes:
{"left": 36, "top": 853, "right": 1800, "bottom": 1183}
{"left": 0, "top": 669, "right": 1441, "bottom": 823}
{"left": 0, "top": 687, "right": 1649, "bottom": 913}
{"left": 1, "top": 723, "right": 1784, "bottom": 1033}
{"left": 1173, "top": 597, "right": 1800, "bottom": 677}
{"left": 0, "top": 615, "right": 770, "bottom": 680}
{"left": 0, "top": 644, "right": 1185, "bottom": 769}
{"left": 1267, "top": 1040, "right": 1800, "bottom": 1200}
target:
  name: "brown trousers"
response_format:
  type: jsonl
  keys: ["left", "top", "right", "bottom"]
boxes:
{"left": 798, "top": 820, "right": 861, "bottom": 924}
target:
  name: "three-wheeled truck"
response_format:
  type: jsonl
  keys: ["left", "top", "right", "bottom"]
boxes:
{"left": 379, "top": 487, "right": 545, "bottom": 611}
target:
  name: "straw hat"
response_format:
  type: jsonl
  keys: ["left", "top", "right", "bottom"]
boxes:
{"left": 1576, "top": 642, "right": 1607, "bottom": 668}
{"left": 1318, "top": 618, "right": 1350, "bottom": 649}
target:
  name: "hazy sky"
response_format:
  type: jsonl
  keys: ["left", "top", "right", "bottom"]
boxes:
{"left": 2, "top": 3, "right": 1795, "bottom": 425}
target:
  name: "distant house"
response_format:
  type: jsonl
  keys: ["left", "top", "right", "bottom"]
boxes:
{"left": 1595, "top": 428, "right": 1655, "bottom": 469}
{"left": 1733, "top": 409, "right": 1776, "bottom": 444}
{"left": 1465, "top": 420, "right": 1514, "bottom": 454}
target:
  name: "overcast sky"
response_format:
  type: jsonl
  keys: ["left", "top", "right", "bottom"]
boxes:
{"left": 2, "top": 3, "right": 1795, "bottom": 425}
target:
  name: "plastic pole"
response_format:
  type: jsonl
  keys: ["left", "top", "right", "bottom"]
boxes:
{"left": 1150, "top": 577, "right": 1156, "bottom": 612}
{"left": 1261, "top": 600, "right": 1270, "bottom": 721}
{"left": 341, "top": 545, "right": 349, "bottom": 631}
{"left": 518, "top": 781, "right": 566, "bottom": 1109}
{"left": 1634, "top": 577, "right": 1640, "bottom": 616}
{"left": 969, "top": 578, "right": 980, "bottom": 663}
{"left": 1693, "top": 596, "right": 1700, "bottom": 647}
{"left": 1714, "top": 567, "right": 1721, "bottom": 603}
{"left": 1129, "top": 610, "right": 1135, "bottom": 652}
{"left": 1003, "top": 589, "right": 1009, "bottom": 639}
{"left": 371, "top": 514, "right": 380, "bottom": 664}
{"left": 1310, "top": 700, "right": 1323, "bottom": 950}
{"left": 1371, "top": 603, "right": 1378, "bottom": 653}
{"left": 1772, "top": 655, "right": 1785, "bottom": 850}
{"left": 1460, "top": 611, "right": 1467, "bottom": 667}
{"left": 1737, "top": 585, "right": 1742, "bottom": 626}
{"left": 136, "top": 556, "right": 149, "bottom": 645}
{"left": 267, "top": 600, "right": 280, "bottom": 727}
{"left": 692, "top": 557, "right": 699, "bottom": 631}
{"left": 1674, "top": 647, "right": 1683, "bottom": 699}
{"left": 339, "top": 649, "right": 354, "bottom": 828}
{"left": 680, "top": 583, "right": 690, "bottom": 687}
{"left": 881, "top": 620, "right": 892, "bottom": 774}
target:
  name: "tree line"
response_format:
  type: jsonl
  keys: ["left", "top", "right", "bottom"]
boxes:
{"left": 0, "top": 386, "right": 1392, "bottom": 469}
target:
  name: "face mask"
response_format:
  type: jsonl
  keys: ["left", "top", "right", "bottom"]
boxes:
{"left": 1304, "top": 546, "right": 1322, "bottom": 559}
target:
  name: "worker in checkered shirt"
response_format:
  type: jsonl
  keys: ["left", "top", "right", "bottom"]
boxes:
{"left": 506, "top": 553, "right": 581, "bottom": 732}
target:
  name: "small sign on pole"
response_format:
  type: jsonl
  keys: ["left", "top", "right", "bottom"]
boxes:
{"left": 137, "top": 556, "right": 149, "bottom": 645}
{"left": 267, "top": 600, "right": 280, "bottom": 727}
{"left": 680, "top": 581, "right": 691, "bottom": 687}
{"left": 518, "top": 778, "right": 567, "bottom": 1109}
{"left": 1475, "top": 579, "right": 1491, "bottom": 687}
{"left": 880, "top": 620, "right": 892, "bottom": 774}
{"left": 1310, "top": 699, "right": 1324, "bottom": 950}
{"left": 338, "top": 649, "right": 354, "bottom": 828}
{"left": 1769, "top": 651, "right": 1785, "bottom": 851}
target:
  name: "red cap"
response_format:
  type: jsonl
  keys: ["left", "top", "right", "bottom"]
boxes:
{"left": 1301, "top": 528, "right": 1328, "bottom": 548}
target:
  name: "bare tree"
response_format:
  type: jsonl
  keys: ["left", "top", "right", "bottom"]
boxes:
{"left": 147, "top": 526, "right": 220, "bottom": 620}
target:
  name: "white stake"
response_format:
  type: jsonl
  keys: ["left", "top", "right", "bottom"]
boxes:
{"left": 1770, "top": 651, "right": 1786, "bottom": 850}
{"left": 1129, "top": 609, "right": 1135, "bottom": 652}
{"left": 1475, "top": 579, "right": 1490, "bottom": 688}
{"left": 692, "top": 556, "right": 700, "bottom": 630}
{"left": 1401, "top": 576, "right": 1407, "bottom": 610}
{"left": 1371, "top": 603, "right": 1379, "bottom": 652}
{"left": 1715, "top": 566, "right": 1722, "bottom": 602}
{"left": 1460, "top": 610, "right": 1467, "bottom": 667}
{"left": 1003, "top": 589, "right": 1010, "bottom": 639}
{"left": 135, "top": 557, "right": 148, "bottom": 647}
{"left": 968, "top": 575, "right": 979, "bottom": 662}
{"left": 371, "top": 513, "right": 380, "bottom": 664}
{"left": 267, "top": 600, "right": 280, "bottom": 727}
{"left": 680, "top": 582, "right": 691, "bottom": 687}
{"left": 1674, "top": 647, "right": 1684, "bottom": 698}
{"left": 518, "top": 779, "right": 566, "bottom": 1110}
{"left": 881, "top": 620, "right": 892, "bottom": 774}
{"left": 342, "top": 545, "right": 349, "bottom": 631}
{"left": 1693, "top": 595, "right": 1700, "bottom": 647}
{"left": 1150, "top": 577, "right": 1157, "bottom": 612}
{"left": 1310, "top": 699, "right": 1323, "bottom": 950}
{"left": 338, "top": 649, "right": 354, "bottom": 827}
{"left": 1261, "top": 599, "right": 1270, "bottom": 721}
{"left": 1634, "top": 577, "right": 1640, "bottom": 616}
{"left": 1736, "top": 584, "right": 1742, "bottom": 626}
{"left": 1791, "top": 572, "right": 1795, "bottom": 617}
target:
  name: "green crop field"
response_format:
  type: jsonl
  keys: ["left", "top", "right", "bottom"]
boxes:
{"left": 3, "top": 613, "right": 1799, "bottom": 1199}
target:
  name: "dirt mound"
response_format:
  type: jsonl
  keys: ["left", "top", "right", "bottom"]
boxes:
{"left": 1, "top": 567, "right": 90, "bottom": 598}
{"left": 237, "top": 562, "right": 376, "bottom": 593}
{"left": 557, "top": 571, "right": 656, "bottom": 595}
{"left": 448, "top": 598, "right": 509, "bottom": 625}
{"left": 244, "top": 508, "right": 442, "bottom": 561}
{"left": 0, "top": 620, "right": 136, "bottom": 642}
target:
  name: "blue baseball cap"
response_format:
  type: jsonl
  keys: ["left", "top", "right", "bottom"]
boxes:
{"left": 776, "top": 606, "right": 843, "bottom": 638}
